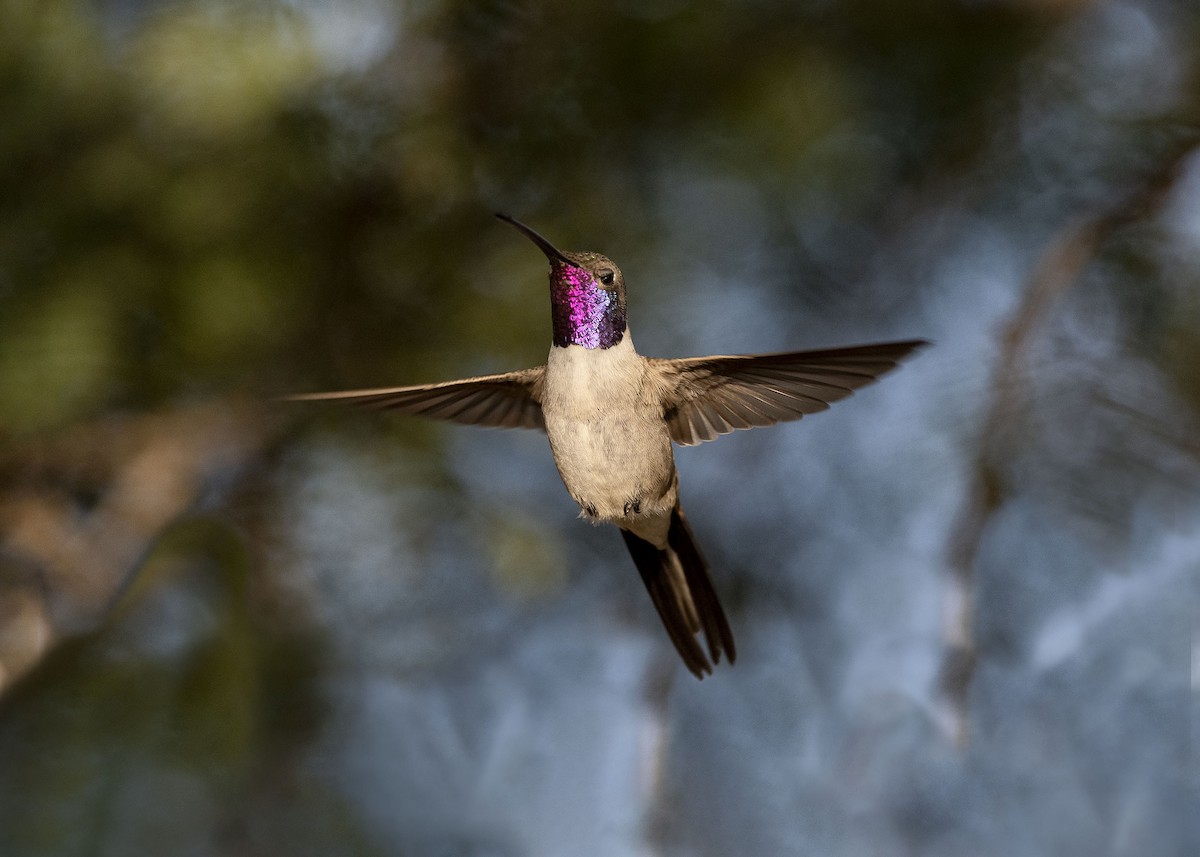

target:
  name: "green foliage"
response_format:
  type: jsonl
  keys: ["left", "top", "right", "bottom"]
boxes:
{"left": 0, "top": 0, "right": 1066, "bottom": 437}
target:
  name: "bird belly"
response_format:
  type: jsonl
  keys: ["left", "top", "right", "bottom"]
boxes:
{"left": 543, "top": 340, "right": 677, "bottom": 543}
{"left": 546, "top": 414, "right": 676, "bottom": 516}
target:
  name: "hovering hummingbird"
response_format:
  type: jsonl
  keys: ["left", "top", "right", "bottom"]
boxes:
{"left": 290, "top": 215, "right": 925, "bottom": 679}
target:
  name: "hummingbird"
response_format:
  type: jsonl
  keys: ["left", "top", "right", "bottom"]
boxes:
{"left": 290, "top": 215, "right": 926, "bottom": 679}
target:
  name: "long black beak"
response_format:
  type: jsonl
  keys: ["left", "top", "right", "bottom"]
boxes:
{"left": 495, "top": 213, "right": 573, "bottom": 266}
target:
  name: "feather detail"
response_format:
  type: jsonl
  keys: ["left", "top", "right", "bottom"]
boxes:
{"left": 285, "top": 367, "right": 546, "bottom": 430}
{"left": 654, "top": 340, "right": 927, "bottom": 446}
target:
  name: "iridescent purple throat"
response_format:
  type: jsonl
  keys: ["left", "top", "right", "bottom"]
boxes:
{"left": 549, "top": 263, "right": 626, "bottom": 349}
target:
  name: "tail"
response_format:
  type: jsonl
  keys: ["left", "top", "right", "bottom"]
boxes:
{"left": 620, "top": 506, "right": 736, "bottom": 679}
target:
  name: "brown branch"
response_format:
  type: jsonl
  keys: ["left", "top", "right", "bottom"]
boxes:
{"left": 937, "top": 140, "right": 1199, "bottom": 746}
{"left": 0, "top": 399, "right": 281, "bottom": 692}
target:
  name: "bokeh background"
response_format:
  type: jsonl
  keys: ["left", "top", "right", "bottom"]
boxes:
{"left": 1, "top": 1, "right": 1197, "bottom": 855}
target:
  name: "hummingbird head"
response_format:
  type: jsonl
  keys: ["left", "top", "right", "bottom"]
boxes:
{"left": 497, "top": 214, "right": 628, "bottom": 350}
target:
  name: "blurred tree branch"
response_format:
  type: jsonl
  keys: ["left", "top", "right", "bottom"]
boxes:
{"left": 937, "top": 137, "right": 1200, "bottom": 746}
{"left": 0, "top": 400, "right": 281, "bottom": 692}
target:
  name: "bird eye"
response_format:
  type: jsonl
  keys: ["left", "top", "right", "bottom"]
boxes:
{"left": 599, "top": 269, "right": 615, "bottom": 286}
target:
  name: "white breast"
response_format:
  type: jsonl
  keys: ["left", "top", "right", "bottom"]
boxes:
{"left": 542, "top": 335, "right": 676, "bottom": 525}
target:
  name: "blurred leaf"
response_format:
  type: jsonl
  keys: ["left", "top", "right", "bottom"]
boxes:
{"left": 0, "top": 282, "right": 122, "bottom": 432}
{"left": 128, "top": 3, "right": 321, "bottom": 141}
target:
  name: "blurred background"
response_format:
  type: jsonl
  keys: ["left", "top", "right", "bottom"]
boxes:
{"left": 1, "top": 0, "right": 1197, "bottom": 854}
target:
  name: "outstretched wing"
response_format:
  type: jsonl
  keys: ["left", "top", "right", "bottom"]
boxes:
{"left": 286, "top": 367, "right": 547, "bottom": 430}
{"left": 654, "top": 340, "right": 927, "bottom": 446}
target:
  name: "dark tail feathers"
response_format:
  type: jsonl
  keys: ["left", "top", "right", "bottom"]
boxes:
{"left": 620, "top": 507, "right": 736, "bottom": 679}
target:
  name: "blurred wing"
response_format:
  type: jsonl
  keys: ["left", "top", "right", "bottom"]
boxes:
{"left": 286, "top": 367, "right": 546, "bottom": 430}
{"left": 655, "top": 340, "right": 927, "bottom": 446}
